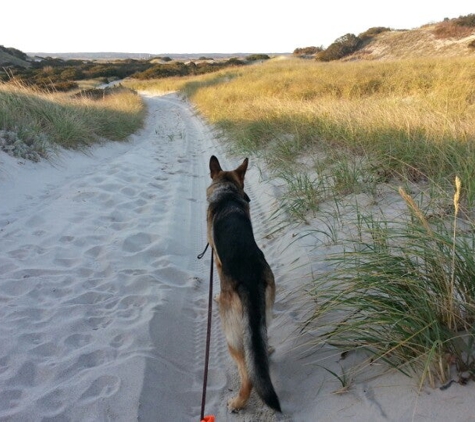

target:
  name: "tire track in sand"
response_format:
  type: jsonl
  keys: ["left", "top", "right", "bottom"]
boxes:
{"left": 138, "top": 94, "right": 287, "bottom": 421}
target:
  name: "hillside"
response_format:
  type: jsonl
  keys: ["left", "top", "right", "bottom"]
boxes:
{"left": 341, "top": 15, "right": 475, "bottom": 61}
{"left": 0, "top": 45, "right": 30, "bottom": 67}
{"left": 347, "top": 24, "right": 475, "bottom": 60}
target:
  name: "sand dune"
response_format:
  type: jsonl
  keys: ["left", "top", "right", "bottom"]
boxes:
{"left": 0, "top": 93, "right": 473, "bottom": 421}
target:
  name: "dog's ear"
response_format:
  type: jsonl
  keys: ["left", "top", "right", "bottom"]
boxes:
{"left": 209, "top": 155, "right": 222, "bottom": 178}
{"left": 235, "top": 158, "right": 248, "bottom": 185}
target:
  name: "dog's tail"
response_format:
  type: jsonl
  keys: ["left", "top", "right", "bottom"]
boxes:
{"left": 239, "top": 285, "right": 281, "bottom": 412}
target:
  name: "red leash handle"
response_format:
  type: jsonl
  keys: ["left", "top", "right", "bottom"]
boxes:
{"left": 201, "top": 416, "right": 215, "bottom": 422}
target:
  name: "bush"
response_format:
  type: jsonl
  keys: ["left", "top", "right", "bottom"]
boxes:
{"left": 60, "top": 67, "right": 84, "bottom": 80}
{"left": 433, "top": 23, "right": 474, "bottom": 39}
{"left": 0, "top": 129, "right": 51, "bottom": 161}
{"left": 358, "top": 27, "right": 391, "bottom": 41}
{"left": 293, "top": 46, "right": 323, "bottom": 56}
{"left": 433, "top": 15, "right": 475, "bottom": 39}
{"left": 245, "top": 54, "right": 270, "bottom": 61}
{"left": 455, "top": 14, "right": 475, "bottom": 28}
{"left": 317, "top": 34, "right": 363, "bottom": 61}
{"left": 225, "top": 58, "right": 245, "bottom": 66}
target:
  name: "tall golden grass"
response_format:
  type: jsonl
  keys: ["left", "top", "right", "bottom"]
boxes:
{"left": 127, "top": 56, "right": 475, "bottom": 202}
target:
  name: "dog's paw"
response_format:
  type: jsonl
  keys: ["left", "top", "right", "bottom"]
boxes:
{"left": 213, "top": 293, "right": 220, "bottom": 303}
{"left": 227, "top": 396, "right": 245, "bottom": 413}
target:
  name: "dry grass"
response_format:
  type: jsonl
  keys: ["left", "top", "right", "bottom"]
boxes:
{"left": 0, "top": 81, "right": 145, "bottom": 159}
{"left": 126, "top": 56, "right": 475, "bottom": 204}
{"left": 349, "top": 27, "right": 475, "bottom": 60}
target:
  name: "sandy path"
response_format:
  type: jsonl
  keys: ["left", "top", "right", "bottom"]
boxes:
{"left": 0, "top": 93, "right": 218, "bottom": 421}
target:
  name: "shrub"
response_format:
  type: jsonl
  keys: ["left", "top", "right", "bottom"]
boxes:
{"left": 358, "top": 27, "right": 391, "bottom": 41}
{"left": 455, "top": 14, "right": 475, "bottom": 28}
{"left": 433, "top": 16, "right": 475, "bottom": 39}
{"left": 317, "top": 34, "right": 363, "bottom": 61}
{"left": 225, "top": 58, "right": 245, "bottom": 66}
{"left": 293, "top": 46, "right": 323, "bottom": 56}
{"left": 245, "top": 54, "right": 271, "bottom": 61}
{"left": 0, "top": 129, "right": 51, "bottom": 161}
{"left": 60, "top": 67, "right": 84, "bottom": 80}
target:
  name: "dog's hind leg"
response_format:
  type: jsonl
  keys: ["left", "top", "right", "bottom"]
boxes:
{"left": 227, "top": 345, "right": 252, "bottom": 412}
{"left": 218, "top": 291, "right": 252, "bottom": 412}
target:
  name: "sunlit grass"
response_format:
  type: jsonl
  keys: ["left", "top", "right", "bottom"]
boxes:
{"left": 128, "top": 56, "right": 475, "bottom": 206}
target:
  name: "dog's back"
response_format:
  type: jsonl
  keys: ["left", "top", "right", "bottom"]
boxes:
{"left": 207, "top": 156, "right": 280, "bottom": 412}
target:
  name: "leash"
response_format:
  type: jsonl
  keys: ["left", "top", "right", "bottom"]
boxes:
{"left": 197, "top": 243, "right": 215, "bottom": 422}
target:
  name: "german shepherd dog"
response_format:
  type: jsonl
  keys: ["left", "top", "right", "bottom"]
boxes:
{"left": 206, "top": 155, "right": 281, "bottom": 412}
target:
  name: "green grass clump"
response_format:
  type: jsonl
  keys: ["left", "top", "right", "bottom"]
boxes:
{"left": 0, "top": 82, "right": 145, "bottom": 160}
{"left": 306, "top": 180, "right": 475, "bottom": 387}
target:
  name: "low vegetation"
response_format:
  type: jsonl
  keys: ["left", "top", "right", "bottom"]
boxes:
{"left": 0, "top": 82, "right": 145, "bottom": 160}
{"left": 307, "top": 181, "right": 475, "bottom": 388}
{"left": 1, "top": 49, "right": 266, "bottom": 92}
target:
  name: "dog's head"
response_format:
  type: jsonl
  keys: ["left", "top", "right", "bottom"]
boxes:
{"left": 208, "top": 155, "right": 250, "bottom": 202}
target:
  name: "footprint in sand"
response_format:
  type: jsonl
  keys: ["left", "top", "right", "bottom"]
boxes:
{"left": 85, "top": 315, "right": 113, "bottom": 330}
{"left": 122, "top": 232, "right": 153, "bottom": 253}
{"left": 79, "top": 375, "right": 121, "bottom": 403}
{"left": 120, "top": 187, "right": 136, "bottom": 197}
{"left": 0, "top": 389, "right": 23, "bottom": 410}
{"left": 7, "top": 361, "right": 36, "bottom": 387}
{"left": 109, "top": 333, "right": 132, "bottom": 349}
{"left": 25, "top": 215, "right": 46, "bottom": 228}
{"left": 63, "top": 333, "right": 93, "bottom": 349}
{"left": 30, "top": 342, "right": 58, "bottom": 357}
{"left": 37, "top": 388, "right": 65, "bottom": 413}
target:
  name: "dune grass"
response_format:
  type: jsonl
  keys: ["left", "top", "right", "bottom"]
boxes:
{"left": 306, "top": 181, "right": 475, "bottom": 388}
{"left": 0, "top": 82, "right": 146, "bottom": 160}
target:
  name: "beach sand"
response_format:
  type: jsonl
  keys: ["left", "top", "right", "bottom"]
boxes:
{"left": 0, "top": 93, "right": 473, "bottom": 421}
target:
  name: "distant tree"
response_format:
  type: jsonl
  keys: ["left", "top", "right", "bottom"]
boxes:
{"left": 317, "top": 34, "right": 363, "bottom": 61}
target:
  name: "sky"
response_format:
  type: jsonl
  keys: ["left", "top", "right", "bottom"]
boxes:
{"left": 2, "top": 1, "right": 474, "bottom": 54}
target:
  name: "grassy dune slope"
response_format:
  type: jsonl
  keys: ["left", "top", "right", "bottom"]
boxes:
{"left": 0, "top": 83, "right": 145, "bottom": 160}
